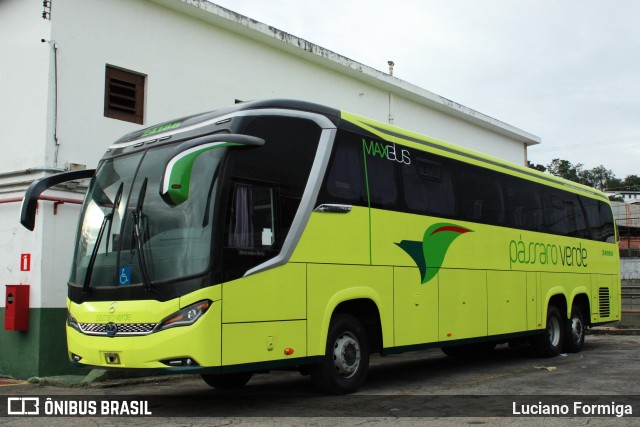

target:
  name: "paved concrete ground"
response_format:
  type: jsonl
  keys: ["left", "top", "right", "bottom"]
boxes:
{"left": 1, "top": 333, "right": 639, "bottom": 426}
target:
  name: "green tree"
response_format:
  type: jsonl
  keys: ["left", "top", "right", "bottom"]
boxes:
{"left": 546, "top": 158, "right": 584, "bottom": 183}
{"left": 580, "top": 165, "right": 620, "bottom": 191}
{"left": 622, "top": 175, "right": 640, "bottom": 191}
{"left": 545, "top": 158, "right": 623, "bottom": 191}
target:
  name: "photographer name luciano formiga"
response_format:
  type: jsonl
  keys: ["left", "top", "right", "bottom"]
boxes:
{"left": 513, "top": 401, "right": 633, "bottom": 418}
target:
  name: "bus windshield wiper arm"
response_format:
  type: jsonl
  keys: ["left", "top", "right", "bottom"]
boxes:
{"left": 82, "top": 213, "right": 111, "bottom": 293}
{"left": 82, "top": 183, "right": 123, "bottom": 293}
{"left": 131, "top": 178, "right": 153, "bottom": 292}
{"left": 105, "top": 183, "right": 123, "bottom": 254}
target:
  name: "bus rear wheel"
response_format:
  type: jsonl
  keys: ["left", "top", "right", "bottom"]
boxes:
{"left": 532, "top": 305, "right": 564, "bottom": 357}
{"left": 311, "top": 314, "right": 369, "bottom": 394}
{"left": 564, "top": 306, "right": 585, "bottom": 353}
{"left": 201, "top": 372, "right": 253, "bottom": 389}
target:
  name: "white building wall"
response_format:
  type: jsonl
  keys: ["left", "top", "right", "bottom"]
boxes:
{"left": 50, "top": 0, "right": 532, "bottom": 172}
{"left": 0, "top": 0, "right": 51, "bottom": 173}
{"left": 0, "top": 1, "right": 54, "bottom": 311}
{"left": 2, "top": 0, "right": 539, "bottom": 312}
{"left": 392, "top": 97, "right": 525, "bottom": 162}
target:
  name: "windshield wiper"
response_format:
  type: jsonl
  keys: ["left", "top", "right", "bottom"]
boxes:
{"left": 105, "top": 183, "right": 123, "bottom": 254}
{"left": 131, "top": 177, "right": 153, "bottom": 292}
{"left": 83, "top": 183, "right": 124, "bottom": 293}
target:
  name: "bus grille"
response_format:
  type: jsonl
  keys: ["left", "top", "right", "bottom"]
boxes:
{"left": 78, "top": 322, "right": 157, "bottom": 336}
{"left": 599, "top": 287, "right": 611, "bottom": 318}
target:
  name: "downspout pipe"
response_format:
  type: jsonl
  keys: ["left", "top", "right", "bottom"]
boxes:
{"left": 41, "top": 38, "right": 61, "bottom": 167}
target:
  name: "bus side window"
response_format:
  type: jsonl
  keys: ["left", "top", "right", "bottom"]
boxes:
{"left": 402, "top": 157, "right": 456, "bottom": 217}
{"left": 228, "top": 183, "right": 277, "bottom": 249}
{"left": 326, "top": 137, "right": 365, "bottom": 202}
{"left": 543, "top": 193, "right": 567, "bottom": 235}
{"left": 504, "top": 180, "right": 542, "bottom": 231}
{"left": 457, "top": 167, "right": 505, "bottom": 225}
{"left": 318, "top": 130, "right": 367, "bottom": 206}
{"left": 581, "top": 196, "right": 602, "bottom": 241}
{"left": 366, "top": 143, "right": 400, "bottom": 210}
{"left": 599, "top": 201, "right": 616, "bottom": 243}
{"left": 543, "top": 192, "right": 588, "bottom": 238}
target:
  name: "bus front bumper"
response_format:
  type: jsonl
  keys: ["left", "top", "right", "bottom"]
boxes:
{"left": 66, "top": 301, "right": 221, "bottom": 370}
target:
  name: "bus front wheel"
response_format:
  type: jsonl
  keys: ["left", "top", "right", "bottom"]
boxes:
{"left": 311, "top": 314, "right": 370, "bottom": 394}
{"left": 532, "top": 305, "right": 564, "bottom": 357}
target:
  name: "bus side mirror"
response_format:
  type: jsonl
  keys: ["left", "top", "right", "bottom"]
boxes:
{"left": 20, "top": 169, "right": 95, "bottom": 231}
{"left": 160, "top": 133, "right": 264, "bottom": 206}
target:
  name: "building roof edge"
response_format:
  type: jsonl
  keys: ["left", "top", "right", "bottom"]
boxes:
{"left": 150, "top": 0, "right": 541, "bottom": 145}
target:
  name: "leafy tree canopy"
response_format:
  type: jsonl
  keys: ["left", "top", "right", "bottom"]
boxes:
{"left": 532, "top": 158, "right": 638, "bottom": 192}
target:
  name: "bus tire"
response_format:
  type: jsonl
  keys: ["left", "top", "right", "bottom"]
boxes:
{"left": 564, "top": 305, "right": 585, "bottom": 353}
{"left": 311, "top": 314, "right": 369, "bottom": 394}
{"left": 532, "top": 305, "right": 564, "bottom": 357}
{"left": 201, "top": 372, "right": 252, "bottom": 389}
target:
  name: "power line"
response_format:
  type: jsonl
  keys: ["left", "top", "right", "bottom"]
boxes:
{"left": 530, "top": 135, "right": 640, "bottom": 154}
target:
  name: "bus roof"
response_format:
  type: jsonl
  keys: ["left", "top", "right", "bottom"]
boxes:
{"left": 109, "top": 99, "right": 608, "bottom": 202}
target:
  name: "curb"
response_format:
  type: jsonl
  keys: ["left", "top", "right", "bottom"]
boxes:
{"left": 28, "top": 370, "right": 197, "bottom": 388}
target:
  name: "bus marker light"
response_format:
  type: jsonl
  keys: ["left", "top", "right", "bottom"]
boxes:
{"left": 446, "top": 333, "right": 452, "bottom": 337}
{"left": 284, "top": 348, "right": 294, "bottom": 356}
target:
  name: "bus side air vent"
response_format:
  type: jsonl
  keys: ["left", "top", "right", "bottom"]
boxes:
{"left": 598, "top": 287, "right": 611, "bottom": 318}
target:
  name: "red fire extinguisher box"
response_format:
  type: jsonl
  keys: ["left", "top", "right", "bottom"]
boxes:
{"left": 5, "top": 285, "right": 29, "bottom": 331}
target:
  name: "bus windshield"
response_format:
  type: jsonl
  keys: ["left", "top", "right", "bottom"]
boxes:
{"left": 70, "top": 145, "right": 223, "bottom": 290}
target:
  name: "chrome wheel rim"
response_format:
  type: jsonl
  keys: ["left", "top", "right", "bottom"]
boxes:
{"left": 332, "top": 332, "right": 361, "bottom": 378}
{"left": 570, "top": 316, "right": 584, "bottom": 344}
{"left": 548, "top": 316, "right": 561, "bottom": 348}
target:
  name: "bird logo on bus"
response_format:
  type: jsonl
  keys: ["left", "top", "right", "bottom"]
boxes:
{"left": 396, "top": 223, "right": 472, "bottom": 284}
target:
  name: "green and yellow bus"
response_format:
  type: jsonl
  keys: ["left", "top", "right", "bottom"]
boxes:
{"left": 21, "top": 99, "right": 620, "bottom": 394}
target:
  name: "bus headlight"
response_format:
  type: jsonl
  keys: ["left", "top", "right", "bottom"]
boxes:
{"left": 67, "top": 310, "right": 81, "bottom": 333}
{"left": 154, "top": 300, "right": 212, "bottom": 332}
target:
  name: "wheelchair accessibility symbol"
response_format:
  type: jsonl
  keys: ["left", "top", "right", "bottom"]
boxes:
{"left": 119, "top": 266, "right": 132, "bottom": 286}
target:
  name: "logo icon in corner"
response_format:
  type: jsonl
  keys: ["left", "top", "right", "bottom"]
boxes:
{"left": 105, "top": 322, "right": 118, "bottom": 337}
{"left": 396, "top": 222, "right": 473, "bottom": 284}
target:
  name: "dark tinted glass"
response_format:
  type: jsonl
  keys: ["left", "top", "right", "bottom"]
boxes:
{"left": 365, "top": 143, "right": 400, "bottom": 210}
{"left": 320, "top": 128, "right": 614, "bottom": 243}
{"left": 318, "top": 130, "right": 367, "bottom": 206}
{"left": 504, "top": 178, "right": 543, "bottom": 231}
{"left": 222, "top": 116, "right": 321, "bottom": 280}
{"left": 457, "top": 165, "right": 505, "bottom": 225}
{"left": 401, "top": 156, "right": 457, "bottom": 217}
